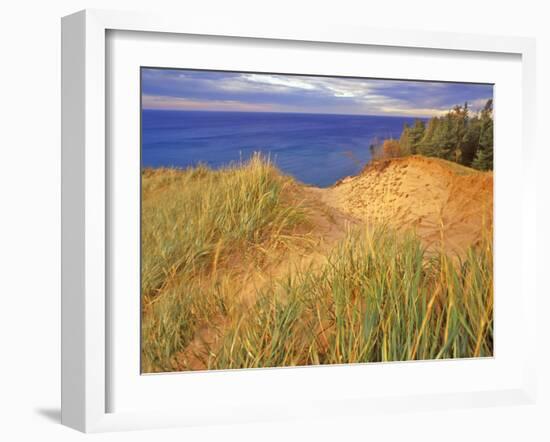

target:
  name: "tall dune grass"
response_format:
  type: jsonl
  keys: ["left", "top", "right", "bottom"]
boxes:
{"left": 208, "top": 226, "right": 493, "bottom": 369}
{"left": 141, "top": 154, "right": 307, "bottom": 372}
{"left": 141, "top": 156, "right": 493, "bottom": 373}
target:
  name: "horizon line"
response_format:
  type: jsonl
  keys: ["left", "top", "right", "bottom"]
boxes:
{"left": 141, "top": 108, "right": 434, "bottom": 119}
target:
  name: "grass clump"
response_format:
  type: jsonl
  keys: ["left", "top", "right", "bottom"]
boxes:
{"left": 141, "top": 154, "right": 308, "bottom": 372}
{"left": 208, "top": 226, "right": 493, "bottom": 369}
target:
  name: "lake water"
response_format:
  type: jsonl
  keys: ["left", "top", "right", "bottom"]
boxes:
{"left": 142, "top": 110, "right": 420, "bottom": 187}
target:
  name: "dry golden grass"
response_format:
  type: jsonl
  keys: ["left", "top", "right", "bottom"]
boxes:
{"left": 141, "top": 154, "right": 493, "bottom": 373}
{"left": 141, "top": 154, "right": 309, "bottom": 372}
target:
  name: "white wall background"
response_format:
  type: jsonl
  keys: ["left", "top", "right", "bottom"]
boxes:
{"left": 0, "top": 1, "right": 548, "bottom": 440}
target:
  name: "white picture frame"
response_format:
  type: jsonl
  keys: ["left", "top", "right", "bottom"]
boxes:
{"left": 61, "top": 9, "right": 537, "bottom": 433}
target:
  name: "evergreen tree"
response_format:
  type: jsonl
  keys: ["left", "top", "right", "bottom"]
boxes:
{"left": 399, "top": 124, "right": 412, "bottom": 155}
{"left": 399, "top": 119, "right": 426, "bottom": 155}
{"left": 472, "top": 99, "right": 493, "bottom": 170}
{"left": 429, "top": 113, "right": 455, "bottom": 159}
{"left": 398, "top": 99, "right": 493, "bottom": 170}
{"left": 461, "top": 115, "right": 481, "bottom": 166}
{"left": 454, "top": 102, "right": 469, "bottom": 164}
{"left": 409, "top": 119, "right": 426, "bottom": 154}
{"left": 417, "top": 117, "right": 440, "bottom": 156}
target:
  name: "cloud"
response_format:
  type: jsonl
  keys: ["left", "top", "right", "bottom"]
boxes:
{"left": 467, "top": 97, "right": 493, "bottom": 113}
{"left": 378, "top": 106, "right": 449, "bottom": 118}
{"left": 241, "top": 74, "right": 317, "bottom": 90}
{"left": 142, "top": 95, "right": 276, "bottom": 112}
{"left": 141, "top": 68, "right": 493, "bottom": 117}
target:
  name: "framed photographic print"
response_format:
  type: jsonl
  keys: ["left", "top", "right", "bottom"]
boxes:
{"left": 61, "top": 9, "right": 537, "bottom": 432}
{"left": 139, "top": 68, "right": 495, "bottom": 374}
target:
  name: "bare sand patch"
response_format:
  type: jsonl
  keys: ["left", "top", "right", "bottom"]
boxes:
{"left": 317, "top": 155, "right": 493, "bottom": 255}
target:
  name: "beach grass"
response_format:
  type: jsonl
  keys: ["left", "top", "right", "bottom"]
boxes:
{"left": 141, "top": 154, "right": 308, "bottom": 372}
{"left": 208, "top": 226, "right": 493, "bottom": 369}
{"left": 141, "top": 155, "right": 493, "bottom": 373}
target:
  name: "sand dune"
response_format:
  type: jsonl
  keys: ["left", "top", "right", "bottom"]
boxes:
{"left": 315, "top": 155, "right": 493, "bottom": 255}
{"left": 177, "top": 157, "right": 494, "bottom": 369}
{"left": 143, "top": 155, "right": 494, "bottom": 372}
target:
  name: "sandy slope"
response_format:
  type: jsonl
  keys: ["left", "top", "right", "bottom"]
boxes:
{"left": 316, "top": 155, "right": 493, "bottom": 255}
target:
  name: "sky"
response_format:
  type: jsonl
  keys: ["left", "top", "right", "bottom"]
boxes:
{"left": 141, "top": 68, "right": 493, "bottom": 118}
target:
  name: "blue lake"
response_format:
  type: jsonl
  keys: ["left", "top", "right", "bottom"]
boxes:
{"left": 142, "top": 110, "right": 421, "bottom": 187}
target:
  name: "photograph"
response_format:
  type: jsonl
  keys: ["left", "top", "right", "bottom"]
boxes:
{"left": 140, "top": 68, "right": 494, "bottom": 373}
